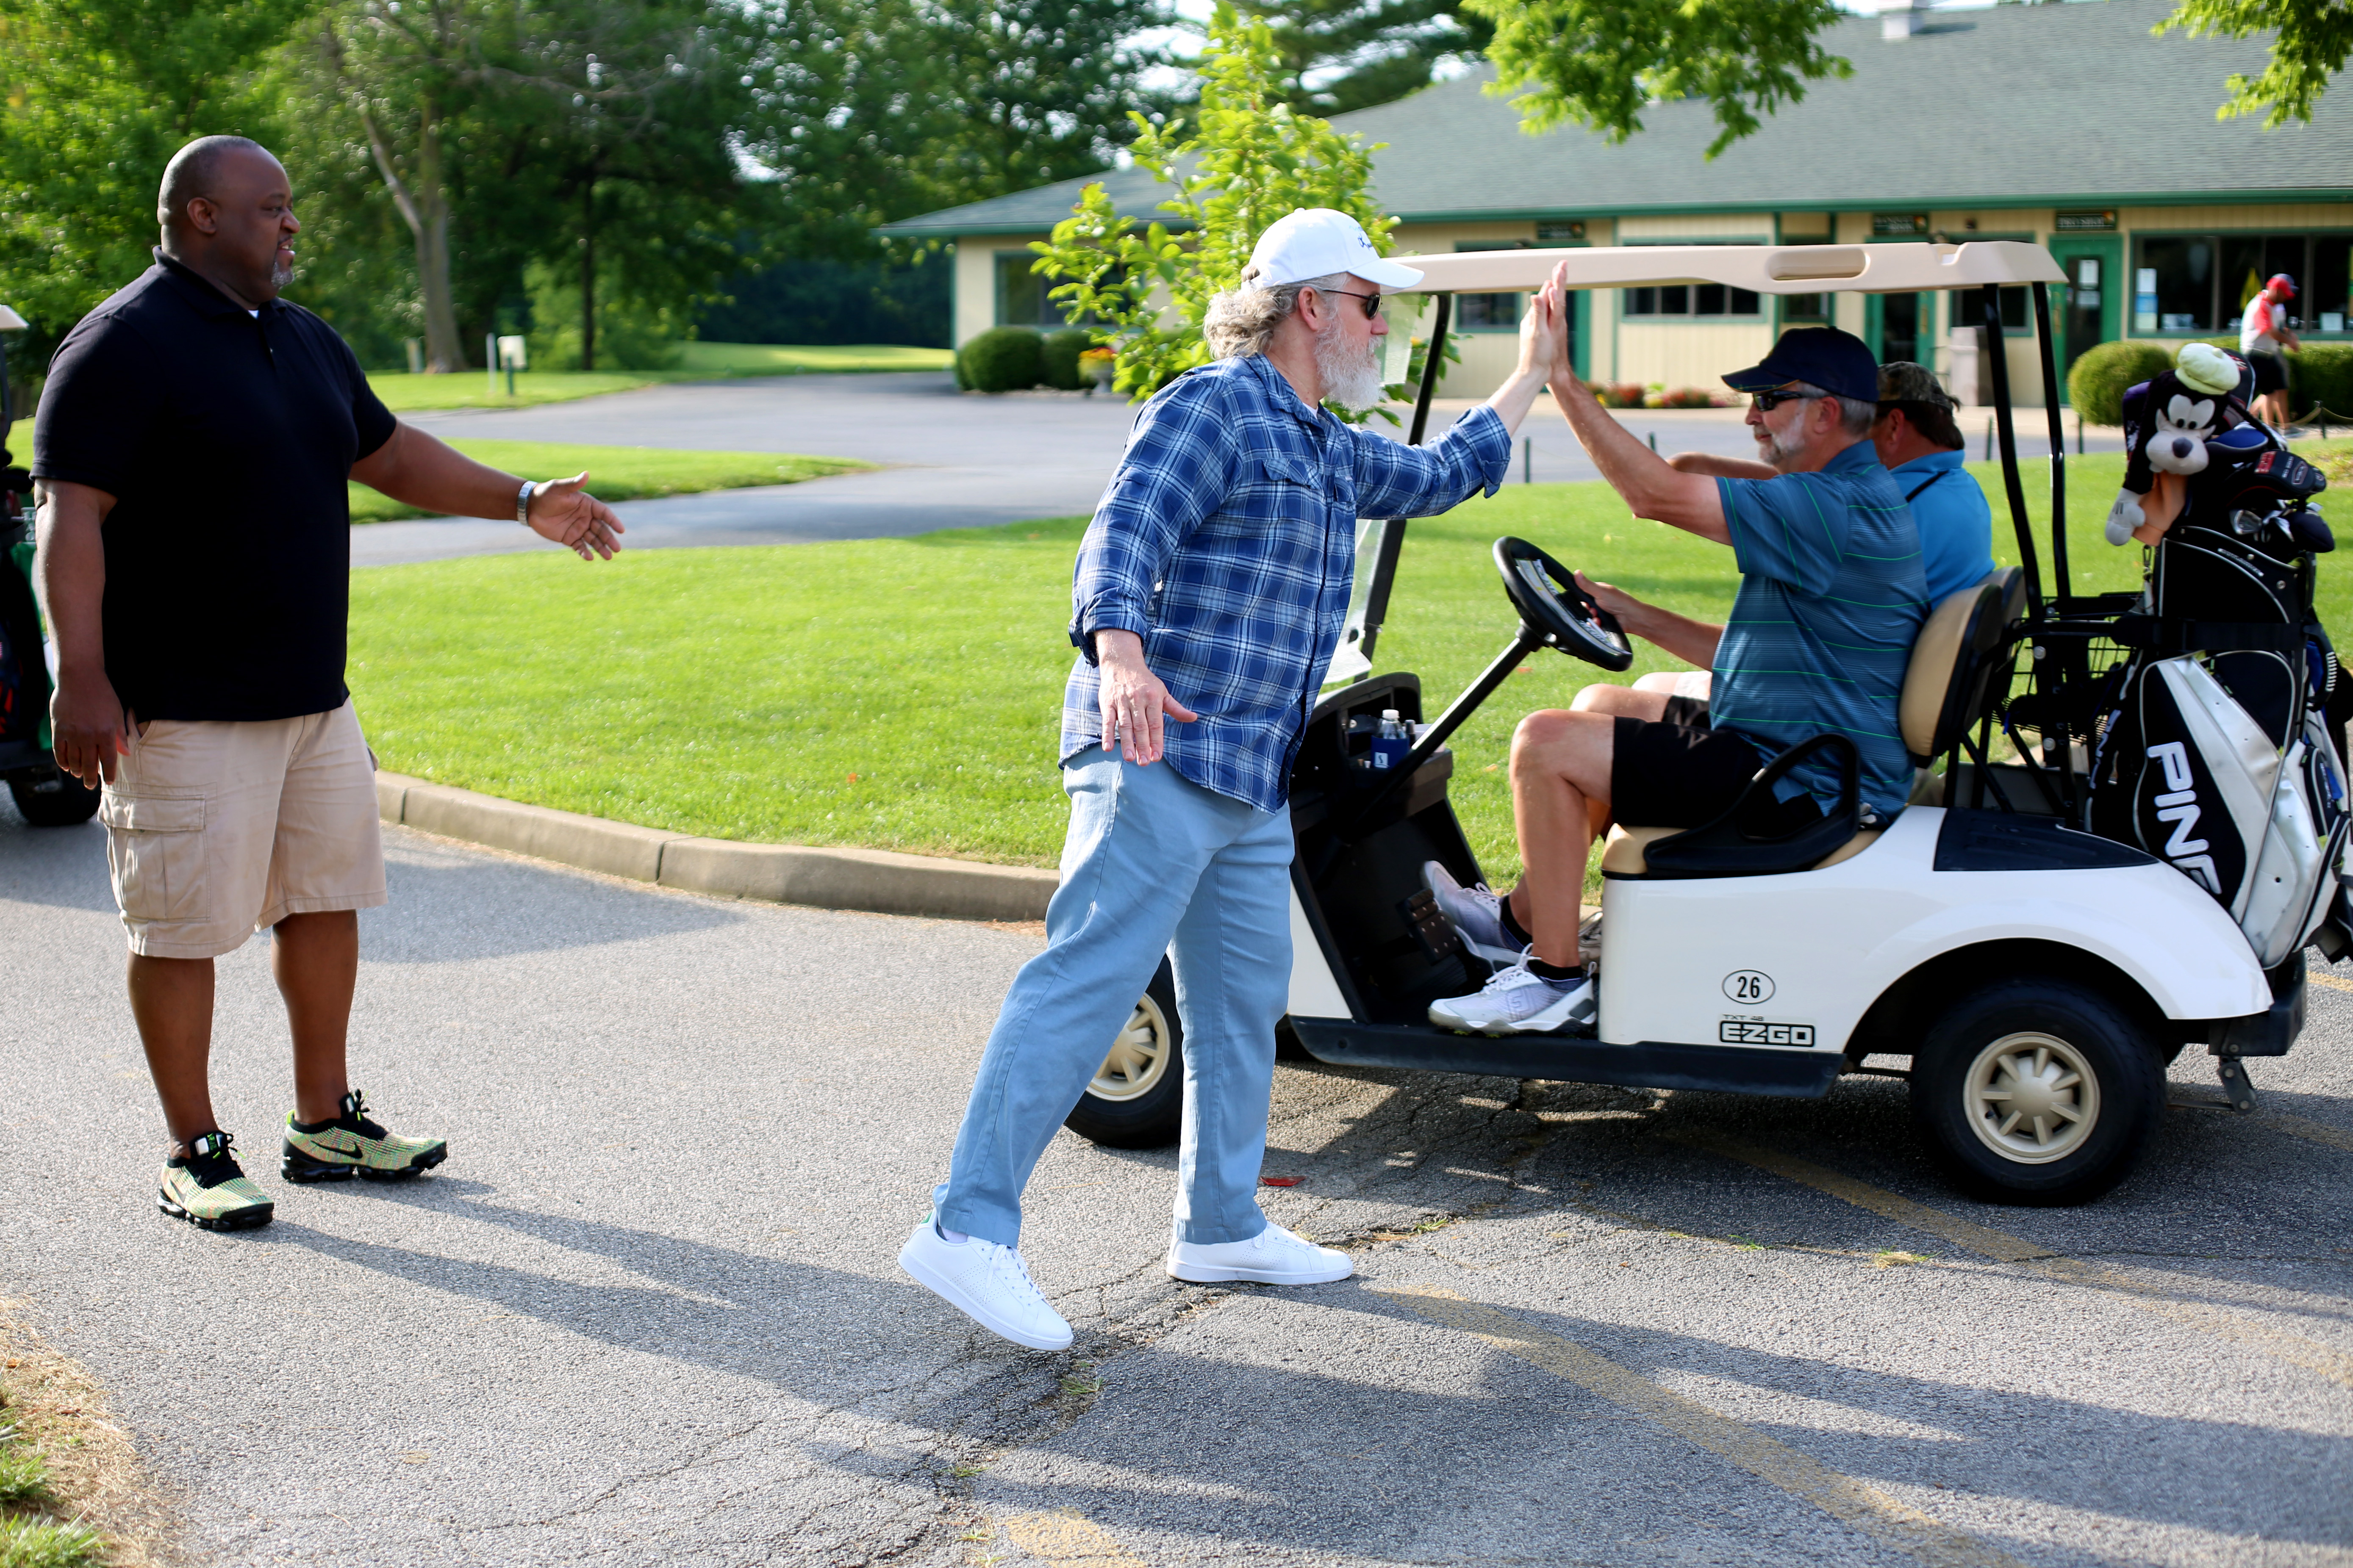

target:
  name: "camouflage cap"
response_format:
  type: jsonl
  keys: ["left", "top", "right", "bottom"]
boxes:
{"left": 1876, "top": 361, "right": 1955, "bottom": 410}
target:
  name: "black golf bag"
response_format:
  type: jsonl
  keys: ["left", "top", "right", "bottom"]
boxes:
{"left": 2092, "top": 454, "right": 2353, "bottom": 966}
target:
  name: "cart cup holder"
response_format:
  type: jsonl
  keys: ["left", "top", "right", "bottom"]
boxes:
{"left": 1494, "top": 537, "right": 1634, "bottom": 672}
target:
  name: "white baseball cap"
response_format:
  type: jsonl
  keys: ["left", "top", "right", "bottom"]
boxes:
{"left": 1244, "top": 208, "right": 1423, "bottom": 293}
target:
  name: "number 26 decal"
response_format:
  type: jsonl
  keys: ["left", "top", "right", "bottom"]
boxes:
{"left": 1722, "top": 970, "right": 1776, "bottom": 1004}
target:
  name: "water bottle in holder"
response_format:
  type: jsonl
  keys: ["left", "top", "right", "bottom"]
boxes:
{"left": 1370, "top": 708, "right": 1412, "bottom": 774}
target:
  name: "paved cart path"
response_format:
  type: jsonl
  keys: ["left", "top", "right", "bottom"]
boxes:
{"left": 3, "top": 809, "right": 2347, "bottom": 1565}
{"left": 360, "top": 374, "right": 2118, "bottom": 566}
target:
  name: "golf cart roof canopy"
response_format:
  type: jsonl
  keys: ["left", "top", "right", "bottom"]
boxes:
{"left": 1392, "top": 241, "right": 2064, "bottom": 297}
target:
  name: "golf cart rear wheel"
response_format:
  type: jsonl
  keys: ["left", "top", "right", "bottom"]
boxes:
{"left": 1910, "top": 976, "right": 2162, "bottom": 1205}
{"left": 1063, "top": 958, "right": 1185, "bottom": 1149}
{"left": 8, "top": 770, "right": 100, "bottom": 828}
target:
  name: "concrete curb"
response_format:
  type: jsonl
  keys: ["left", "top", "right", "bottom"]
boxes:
{"left": 375, "top": 772, "right": 1057, "bottom": 923}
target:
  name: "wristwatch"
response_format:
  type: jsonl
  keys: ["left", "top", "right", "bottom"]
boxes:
{"left": 516, "top": 479, "right": 536, "bottom": 526}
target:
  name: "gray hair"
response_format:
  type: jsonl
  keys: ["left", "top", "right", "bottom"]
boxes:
{"left": 1203, "top": 270, "right": 1353, "bottom": 360}
{"left": 1786, "top": 379, "right": 1879, "bottom": 438}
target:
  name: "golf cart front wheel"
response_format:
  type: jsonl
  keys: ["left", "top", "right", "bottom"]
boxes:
{"left": 1063, "top": 958, "right": 1185, "bottom": 1149}
{"left": 8, "top": 770, "right": 101, "bottom": 828}
{"left": 1910, "top": 976, "right": 2162, "bottom": 1205}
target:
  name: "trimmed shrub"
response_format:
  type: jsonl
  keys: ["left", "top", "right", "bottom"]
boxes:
{"left": 1040, "top": 329, "right": 1092, "bottom": 391}
{"left": 2066, "top": 340, "right": 2173, "bottom": 427}
{"left": 2292, "top": 343, "right": 2353, "bottom": 420}
{"left": 957, "top": 327, "right": 1042, "bottom": 393}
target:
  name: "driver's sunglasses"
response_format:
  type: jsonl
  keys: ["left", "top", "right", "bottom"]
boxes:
{"left": 1321, "top": 288, "right": 1384, "bottom": 321}
{"left": 1749, "top": 385, "right": 1815, "bottom": 412}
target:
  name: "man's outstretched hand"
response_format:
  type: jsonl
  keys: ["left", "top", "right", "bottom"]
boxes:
{"left": 1094, "top": 629, "right": 1197, "bottom": 766}
{"left": 526, "top": 473, "right": 625, "bottom": 560}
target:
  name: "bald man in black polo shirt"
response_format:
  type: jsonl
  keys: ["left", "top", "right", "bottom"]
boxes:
{"left": 33, "top": 136, "right": 622, "bottom": 1232}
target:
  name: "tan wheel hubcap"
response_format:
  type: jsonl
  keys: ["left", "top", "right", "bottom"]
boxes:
{"left": 1090, "top": 993, "right": 1173, "bottom": 1102}
{"left": 1963, "top": 1031, "right": 2099, "bottom": 1164}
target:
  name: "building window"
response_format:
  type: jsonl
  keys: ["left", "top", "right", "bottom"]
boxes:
{"left": 1947, "top": 286, "right": 2030, "bottom": 332}
{"left": 1623, "top": 282, "right": 1762, "bottom": 318}
{"left": 1781, "top": 294, "right": 1830, "bottom": 323}
{"left": 995, "top": 251, "right": 1052, "bottom": 327}
{"left": 2131, "top": 233, "right": 2353, "bottom": 334}
{"left": 1453, "top": 240, "right": 1530, "bottom": 330}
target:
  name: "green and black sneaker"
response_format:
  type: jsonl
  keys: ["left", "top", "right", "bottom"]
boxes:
{"left": 158, "top": 1131, "right": 274, "bottom": 1231}
{"left": 282, "top": 1091, "right": 448, "bottom": 1183}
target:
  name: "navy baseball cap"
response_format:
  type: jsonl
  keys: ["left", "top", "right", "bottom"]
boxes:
{"left": 1721, "top": 327, "right": 1881, "bottom": 405}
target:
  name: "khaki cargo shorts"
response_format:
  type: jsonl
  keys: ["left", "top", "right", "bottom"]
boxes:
{"left": 100, "top": 701, "right": 388, "bottom": 959}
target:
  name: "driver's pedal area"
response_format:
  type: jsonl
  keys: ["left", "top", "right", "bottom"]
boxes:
{"left": 1399, "top": 889, "right": 1456, "bottom": 965}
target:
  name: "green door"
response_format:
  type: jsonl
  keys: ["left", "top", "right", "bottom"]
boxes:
{"left": 1866, "top": 292, "right": 1928, "bottom": 364}
{"left": 2053, "top": 234, "right": 2123, "bottom": 405}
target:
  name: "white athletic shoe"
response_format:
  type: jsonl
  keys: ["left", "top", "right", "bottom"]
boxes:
{"left": 898, "top": 1216, "right": 1073, "bottom": 1351}
{"left": 1428, "top": 954, "right": 1598, "bottom": 1035}
{"left": 1421, "top": 861, "right": 1521, "bottom": 966}
{"left": 1167, "top": 1222, "right": 1354, "bottom": 1285}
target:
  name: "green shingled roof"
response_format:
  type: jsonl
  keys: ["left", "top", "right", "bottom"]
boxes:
{"left": 877, "top": 0, "right": 2353, "bottom": 238}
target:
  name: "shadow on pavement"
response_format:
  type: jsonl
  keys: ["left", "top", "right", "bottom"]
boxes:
{"left": 363, "top": 843, "right": 746, "bottom": 963}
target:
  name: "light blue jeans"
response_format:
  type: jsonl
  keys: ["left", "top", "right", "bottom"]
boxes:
{"left": 933, "top": 746, "right": 1294, "bottom": 1249}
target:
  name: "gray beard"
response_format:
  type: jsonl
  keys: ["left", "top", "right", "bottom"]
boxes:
{"left": 1760, "top": 407, "right": 1812, "bottom": 467}
{"left": 1313, "top": 315, "right": 1387, "bottom": 413}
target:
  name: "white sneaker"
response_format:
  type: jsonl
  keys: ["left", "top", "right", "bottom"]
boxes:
{"left": 898, "top": 1216, "right": 1073, "bottom": 1351}
{"left": 1428, "top": 953, "right": 1598, "bottom": 1035}
{"left": 1167, "top": 1222, "right": 1353, "bottom": 1285}
{"left": 1421, "top": 861, "right": 1521, "bottom": 966}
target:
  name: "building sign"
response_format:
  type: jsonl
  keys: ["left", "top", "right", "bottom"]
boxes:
{"left": 1872, "top": 213, "right": 1928, "bottom": 236}
{"left": 2055, "top": 210, "right": 2118, "bottom": 231}
{"left": 1537, "top": 221, "right": 1585, "bottom": 242}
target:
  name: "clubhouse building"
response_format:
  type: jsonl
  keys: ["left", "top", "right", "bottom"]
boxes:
{"left": 877, "top": 0, "right": 2353, "bottom": 405}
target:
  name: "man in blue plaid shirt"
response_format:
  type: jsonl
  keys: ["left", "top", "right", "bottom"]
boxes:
{"left": 901, "top": 208, "right": 1569, "bottom": 1350}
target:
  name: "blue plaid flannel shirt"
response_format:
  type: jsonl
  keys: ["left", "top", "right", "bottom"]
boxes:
{"left": 1062, "top": 352, "right": 1512, "bottom": 812}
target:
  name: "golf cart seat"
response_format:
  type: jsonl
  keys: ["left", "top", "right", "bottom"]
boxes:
{"left": 1601, "top": 568, "right": 2019, "bottom": 878}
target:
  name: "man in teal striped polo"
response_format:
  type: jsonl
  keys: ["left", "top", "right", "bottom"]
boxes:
{"left": 1424, "top": 314, "right": 1931, "bottom": 1034}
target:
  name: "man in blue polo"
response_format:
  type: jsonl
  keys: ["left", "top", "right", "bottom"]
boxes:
{"left": 1872, "top": 361, "right": 1994, "bottom": 601}
{"left": 897, "top": 209, "right": 1570, "bottom": 1349}
{"left": 1425, "top": 314, "right": 1931, "bottom": 1033}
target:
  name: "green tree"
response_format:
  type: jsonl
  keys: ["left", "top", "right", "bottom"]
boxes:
{"left": 1031, "top": 2, "right": 1406, "bottom": 407}
{"left": 507, "top": 0, "right": 772, "bottom": 370}
{"left": 2158, "top": 0, "right": 2353, "bottom": 127}
{"left": 305, "top": 0, "right": 505, "bottom": 371}
{"left": 1225, "top": 0, "right": 1493, "bottom": 116}
{"left": 1467, "top": 0, "right": 1852, "bottom": 160}
{"left": 0, "top": 0, "right": 311, "bottom": 361}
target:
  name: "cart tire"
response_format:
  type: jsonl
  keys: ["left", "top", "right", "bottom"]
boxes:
{"left": 8, "top": 771, "right": 101, "bottom": 828}
{"left": 1910, "top": 975, "right": 2163, "bottom": 1205}
{"left": 1063, "top": 959, "right": 1185, "bottom": 1149}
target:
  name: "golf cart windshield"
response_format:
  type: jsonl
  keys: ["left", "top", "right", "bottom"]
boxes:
{"left": 1325, "top": 241, "right": 2070, "bottom": 688}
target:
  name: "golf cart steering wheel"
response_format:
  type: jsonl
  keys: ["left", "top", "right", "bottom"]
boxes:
{"left": 1493, "top": 537, "right": 1634, "bottom": 672}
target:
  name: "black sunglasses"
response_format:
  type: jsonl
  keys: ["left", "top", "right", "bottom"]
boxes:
{"left": 1748, "top": 385, "right": 1817, "bottom": 412}
{"left": 1319, "top": 288, "right": 1385, "bottom": 321}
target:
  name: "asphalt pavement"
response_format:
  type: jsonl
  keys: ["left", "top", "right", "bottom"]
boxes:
{"left": 358, "top": 372, "right": 2122, "bottom": 566}
{"left": 3, "top": 805, "right": 2347, "bottom": 1565}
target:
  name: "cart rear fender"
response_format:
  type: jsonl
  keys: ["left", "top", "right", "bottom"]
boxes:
{"left": 1859, "top": 886, "right": 2270, "bottom": 1021}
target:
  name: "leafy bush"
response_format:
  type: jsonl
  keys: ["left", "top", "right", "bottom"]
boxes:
{"left": 1592, "top": 382, "right": 1646, "bottom": 408}
{"left": 2066, "top": 340, "right": 2173, "bottom": 427}
{"left": 2292, "top": 343, "right": 2353, "bottom": 419}
{"left": 1040, "top": 329, "right": 1093, "bottom": 391}
{"left": 1659, "top": 387, "right": 1720, "bottom": 409}
{"left": 957, "top": 327, "right": 1043, "bottom": 393}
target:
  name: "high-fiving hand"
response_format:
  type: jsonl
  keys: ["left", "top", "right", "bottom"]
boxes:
{"left": 525, "top": 472, "right": 625, "bottom": 560}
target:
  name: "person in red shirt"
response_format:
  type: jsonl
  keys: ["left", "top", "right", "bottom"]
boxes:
{"left": 2240, "top": 273, "right": 2301, "bottom": 429}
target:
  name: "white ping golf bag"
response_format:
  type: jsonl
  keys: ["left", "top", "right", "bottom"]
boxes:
{"left": 2094, "top": 521, "right": 2353, "bottom": 967}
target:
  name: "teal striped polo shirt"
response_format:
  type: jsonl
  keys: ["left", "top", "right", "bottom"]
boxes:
{"left": 1712, "top": 439, "right": 1932, "bottom": 820}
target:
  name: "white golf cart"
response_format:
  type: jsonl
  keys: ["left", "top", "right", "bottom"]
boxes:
{"left": 1066, "top": 242, "right": 2317, "bottom": 1204}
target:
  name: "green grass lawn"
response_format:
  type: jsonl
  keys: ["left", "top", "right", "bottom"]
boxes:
{"left": 351, "top": 448, "right": 2349, "bottom": 884}
{"left": 363, "top": 341, "right": 952, "bottom": 414}
{"left": 347, "top": 438, "right": 870, "bottom": 522}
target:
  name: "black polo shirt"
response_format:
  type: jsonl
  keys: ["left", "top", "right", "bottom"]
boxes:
{"left": 32, "top": 252, "right": 397, "bottom": 721}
